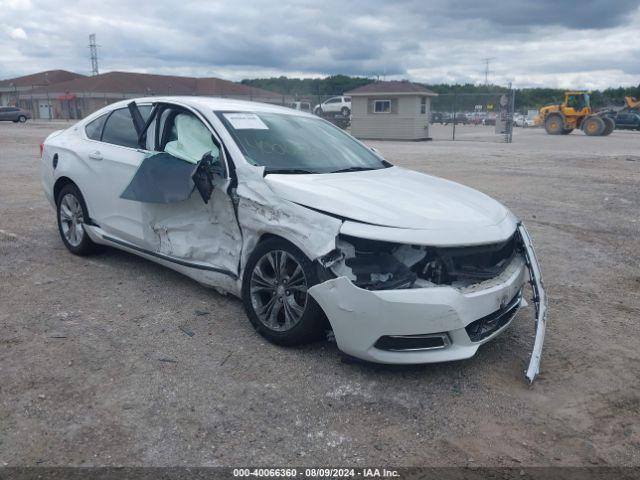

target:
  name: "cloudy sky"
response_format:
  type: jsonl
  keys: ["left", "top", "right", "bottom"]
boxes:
{"left": 1, "top": 0, "right": 639, "bottom": 88}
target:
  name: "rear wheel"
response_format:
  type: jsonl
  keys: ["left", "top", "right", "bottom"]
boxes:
{"left": 544, "top": 114, "right": 564, "bottom": 135}
{"left": 56, "top": 184, "right": 101, "bottom": 256}
{"left": 18, "top": 115, "right": 27, "bottom": 123}
{"left": 583, "top": 116, "right": 605, "bottom": 136}
{"left": 602, "top": 116, "right": 614, "bottom": 136}
{"left": 242, "top": 238, "right": 326, "bottom": 346}
{"left": 341, "top": 106, "right": 350, "bottom": 117}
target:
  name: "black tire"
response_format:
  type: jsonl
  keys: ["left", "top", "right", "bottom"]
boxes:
{"left": 18, "top": 115, "right": 27, "bottom": 123}
{"left": 56, "top": 183, "right": 101, "bottom": 256}
{"left": 583, "top": 116, "right": 605, "bottom": 136}
{"left": 561, "top": 128, "right": 574, "bottom": 135}
{"left": 315, "top": 107, "right": 323, "bottom": 116}
{"left": 341, "top": 106, "right": 350, "bottom": 117}
{"left": 544, "top": 114, "right": 564, "bottom": 135}
{"left": 241, "top": 238, "right": 326, "bottom": 346}
{"left": 602, "top": 116, "right": 614, "bottom": 136}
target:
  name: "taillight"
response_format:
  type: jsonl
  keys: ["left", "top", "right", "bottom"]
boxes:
{"left": 40, "top": 143, "right": 44, "bottom": 158}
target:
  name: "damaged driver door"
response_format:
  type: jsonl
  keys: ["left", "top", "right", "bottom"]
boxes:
{"left": 119, "top": 102, "right": 242, "bottom": 279}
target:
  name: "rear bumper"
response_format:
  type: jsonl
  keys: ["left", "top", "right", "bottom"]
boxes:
{"left": 308, "top": 224, "right": 547, "bottom": 382}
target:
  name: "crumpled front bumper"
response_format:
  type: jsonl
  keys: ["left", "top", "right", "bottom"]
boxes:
{"left": 308, "top": 223, "right": 548, "bottom": 383}
{"left": 518, "top": 224, "right": 548, "bottom": 383}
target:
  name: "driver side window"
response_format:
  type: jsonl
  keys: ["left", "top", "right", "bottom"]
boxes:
{"left": 157, "top": 108, "right": 224, "bottom": 173}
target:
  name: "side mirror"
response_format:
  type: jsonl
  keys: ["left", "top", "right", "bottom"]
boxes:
{"left": 210, "top": 158, "right": 225, "bottom": 177}
{"left": 192, "top": 152, "right": 224, "bottom": 204}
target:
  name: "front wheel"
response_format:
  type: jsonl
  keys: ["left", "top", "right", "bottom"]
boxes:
{"left": 242, "top": 238, "right": 326, "bottom": 346}
{"left": 582, "top": 116, "right": 605, "bottom": 136}
{"left": 544, "top": 114, "right": 564, "bottom": 135}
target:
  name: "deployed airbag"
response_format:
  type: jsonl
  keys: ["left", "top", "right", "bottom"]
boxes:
{"left": 165, "top": 114, "right": 219, "bottom": 164}
{"left": 120, "top": 152, "right": 197, "bottom": 203}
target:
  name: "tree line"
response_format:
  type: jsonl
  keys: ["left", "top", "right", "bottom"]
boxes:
{"left": 241, "top": 75, "right": 640, "bottom": 111}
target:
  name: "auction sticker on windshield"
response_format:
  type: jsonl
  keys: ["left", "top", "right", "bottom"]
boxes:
{"left": 223, "top": 113, "right": 269, "bottom": 130}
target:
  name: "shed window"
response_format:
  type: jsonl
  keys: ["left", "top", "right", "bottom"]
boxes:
{"left": 420, "top": 97, "right": 427, "bottom": 114}
{"left": 374, "top": 100, "right": 391, "bottom": 113}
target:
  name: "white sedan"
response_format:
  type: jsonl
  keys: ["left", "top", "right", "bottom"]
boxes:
{"left": 40, "top": 97, "right": 547, "bottom": 382}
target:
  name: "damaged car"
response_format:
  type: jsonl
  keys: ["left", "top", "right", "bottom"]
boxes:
{"left": 40, "top": 97, "right": 547, "bottom": 382}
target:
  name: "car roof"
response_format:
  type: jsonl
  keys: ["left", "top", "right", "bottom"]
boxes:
{"left": 104, "top": 96, "right": 312, "bottom": 117}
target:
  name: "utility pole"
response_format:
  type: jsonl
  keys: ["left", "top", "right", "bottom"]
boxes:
{"left": 89, "top": 34, "right": 99, "bottom": 76}
{"left": 482, "top": 57, "right": 495, "bottom": 85}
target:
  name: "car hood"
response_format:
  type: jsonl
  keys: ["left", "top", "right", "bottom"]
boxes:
{"left": 264, "top": 166, "right": 510, "bottom": 231}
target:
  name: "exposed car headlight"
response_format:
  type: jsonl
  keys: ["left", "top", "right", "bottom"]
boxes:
{"left": 328, "top": 233, "right": 519, "bottom": 291}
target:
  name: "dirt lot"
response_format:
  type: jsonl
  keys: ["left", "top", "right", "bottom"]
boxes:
{"left": 1, "top": 121, "right": 639, "bottom": 467}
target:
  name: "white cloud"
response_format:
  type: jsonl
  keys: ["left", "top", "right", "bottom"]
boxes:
{"left": 8, "top": 27, "right": 27, "bottom": 40}
{"left": 1, "top": 24, "right": 28, "bottom": 41}
{"left": 0, "top": 0, "right": 638, "bottom": 89}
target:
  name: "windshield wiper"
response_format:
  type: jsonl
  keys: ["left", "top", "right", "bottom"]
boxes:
{"left": 264, "top": 168, "right": 317, "bottom": 175}
{"left": 328, "top": 166, "right": 379, "bottom": 174}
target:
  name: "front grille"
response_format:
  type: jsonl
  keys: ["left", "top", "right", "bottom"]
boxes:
{"left": 465, "top": 290, "right": 522, "bottom": 342}
{"left": 374, "top": 333, "right": 449, "bottom": 351}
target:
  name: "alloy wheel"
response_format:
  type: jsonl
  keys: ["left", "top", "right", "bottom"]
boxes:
{"left": 59, "top": 193, "right": 85, "bottom": 247}
{"left": 249, "top": 250, "right": 308, "bottom": 331}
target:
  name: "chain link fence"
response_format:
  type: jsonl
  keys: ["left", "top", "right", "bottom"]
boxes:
{"left": 430, "top": 88, "right": 516, "bottom": 143}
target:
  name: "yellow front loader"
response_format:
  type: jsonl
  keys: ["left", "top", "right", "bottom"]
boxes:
{"left": 535, "top": 92, "right": 614, "bottom": 136}
{"left": 624, "top": 96, "right": 640, "bottom": 111}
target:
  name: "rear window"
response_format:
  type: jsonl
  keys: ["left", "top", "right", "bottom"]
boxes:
{"left": 85, "top": 114, "right": 108, "bottom": 140}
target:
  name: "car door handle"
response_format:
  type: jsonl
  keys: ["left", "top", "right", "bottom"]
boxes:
{"left": 88, "top": 151, "right": 103, "bottom": 161}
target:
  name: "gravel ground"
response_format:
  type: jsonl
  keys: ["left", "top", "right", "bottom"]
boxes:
{"left": 1, "top": 121, "right": 639, "bottom": 467}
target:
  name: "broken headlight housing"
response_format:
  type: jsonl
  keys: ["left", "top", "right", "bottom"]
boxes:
{"left": 327, "top": 234, "right": 519, "bottom": 291}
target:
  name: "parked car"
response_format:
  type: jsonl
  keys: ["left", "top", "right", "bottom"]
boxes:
{"left": 430, "top": 112, "right": 445, "bottom": 124}
{"left": 313, "top": 96, "right": 351, "bottom": 116}
{"left": 0, "top": 106, "right": 31, "bottom": 123}
{"left": 288, "top": 101, "right": 312, "bottom": 113}
{"left": 443, "top": 113, "right": 469, "bottom": 125}
{"left": 610, "top": 112, "right": 640, "bottom": 130}
{"left": 513, "top": 114, "right": 535, "bottom": 127}
{"left": 40, "top": 97, "right": 547, "bottom": 382}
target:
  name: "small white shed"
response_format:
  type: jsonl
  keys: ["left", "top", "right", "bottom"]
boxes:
{"left": 346, "top": 81, "right": 437, "bottom": 141}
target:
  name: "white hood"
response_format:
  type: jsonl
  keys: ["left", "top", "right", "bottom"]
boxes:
{"left": 264, "top": 166, "right": 510, "bottom": 231}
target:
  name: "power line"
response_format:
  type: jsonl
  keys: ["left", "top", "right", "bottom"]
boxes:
{"left": 482, "top": 57, "right": 495, "bottom": 85}
{"left": 89, "top": 34, "right": 99, "bottom": 76}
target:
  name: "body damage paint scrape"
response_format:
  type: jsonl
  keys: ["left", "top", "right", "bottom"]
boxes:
{"left": 234, "top": 177, "right": 342, "bottom": 289}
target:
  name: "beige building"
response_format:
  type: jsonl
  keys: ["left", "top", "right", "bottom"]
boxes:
{"left": 346, "top": 81, "right": 437, "bottom": 140}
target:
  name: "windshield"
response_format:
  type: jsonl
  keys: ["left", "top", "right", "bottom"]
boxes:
{"left": 215, "top": 111, "right": 389, "bottom": 174}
